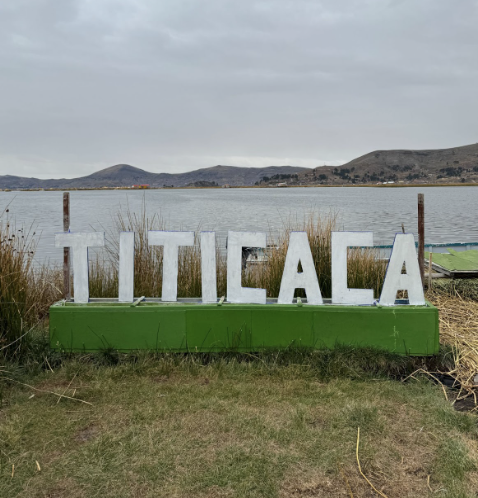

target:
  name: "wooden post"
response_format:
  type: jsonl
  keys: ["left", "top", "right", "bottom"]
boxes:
{"left": 63, "top": 192, "right": 71, "bottom": 300}
{"left": 418, "top": 193, "right": 425, "bottom": 287}
{"left": 428, "top": 253, "right": 433, "bottom": 290}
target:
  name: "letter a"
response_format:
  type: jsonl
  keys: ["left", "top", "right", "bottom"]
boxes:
{"left": 379, "top": 233, "right": 425, "bottom": 306}
{"left": 278, "top": 232, "right": 322, "bottom": 305}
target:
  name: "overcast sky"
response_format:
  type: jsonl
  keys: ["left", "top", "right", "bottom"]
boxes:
{"left": 1, "top": 0, "right": 477, "bottom": 178}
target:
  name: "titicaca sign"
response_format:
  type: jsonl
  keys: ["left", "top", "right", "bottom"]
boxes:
{"left": 50, "top": 230, "right": 439, "bottom": 356}
{"left": 54, "top": 230, "right": 425, "bottom": 306}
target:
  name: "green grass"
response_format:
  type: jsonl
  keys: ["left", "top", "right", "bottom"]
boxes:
{"left": 1, "top": 350, "right": 478, "bottom": 497}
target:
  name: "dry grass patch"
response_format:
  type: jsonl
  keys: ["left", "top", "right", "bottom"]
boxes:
{"left": 1, "top": 359, "right": 478, "bottom": 497}
{"left": 428, "top": 291, "right": 478, "bottom": 392}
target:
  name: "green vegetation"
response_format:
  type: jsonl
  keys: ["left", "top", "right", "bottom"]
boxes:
{"left": 432, "top": 278, "right": 478, "bottom": 301}
{"left": 255, "top": 173, "right": 299, "bottom": 185}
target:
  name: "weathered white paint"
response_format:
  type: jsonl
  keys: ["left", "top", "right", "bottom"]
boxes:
{"left": 278, "top": 231, "right": 323, "bottom": 305}
{"left": 55, "top": 232, "right": 105, "bottom": 303}
{"left": 200, "top": 231, "right": 217, "bottom": 303}
{"left": 331, "top": 231, "right": 374, "bottom": 305}
{"left": 54, "top": 228, "right": 426, "bottom": 307}
{"left": 119, "top": 232, "right": 135, "bottom": 302}
{"left": 227, "top": 231, "right": 266, "bottom": 304}
{"left": 379, "top": 233, "right": 425, "bottom": 306}
{"left": 148, "top": 231, "right": 195, "bottom": 302}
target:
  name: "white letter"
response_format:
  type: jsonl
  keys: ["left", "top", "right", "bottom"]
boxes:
{"left": 379, "top": 233, "right": 425, "bottom": 306}
{"left": 119, "top": 232, "right": 135, "bottom": 302}
{"left": 278, "top": 232, "right": 322, "bottom": 305}
{"left": 200, "top": 231, "right": 217, "bottom": 303}
{"left": 148, "top": 231, "right": 194, "bottom": 302}
{"left": 332, "top": 231, "right": 374, "bottom": 305}
{"left": 227, "top": 231, "right": 266, "bottom": 304}
{"left": 55, "top": 232, "right": 105, "bottom": 303}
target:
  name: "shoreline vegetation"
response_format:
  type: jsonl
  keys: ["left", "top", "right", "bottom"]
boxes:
{"left": 2, "top": 182, "right": 478, "bottom": 192}
{"left": 2, "top": 205, "right": 478, "bottom": 496}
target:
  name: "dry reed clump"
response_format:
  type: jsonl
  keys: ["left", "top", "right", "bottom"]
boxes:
{"left": 0, "top": 208, "right": 62, "bottom": 357}
{"left": 89, "top": 203, "right": 163, "bottom": 298}
{"left": 90, "top": 208, "right": 386, "bottom": 300}
{"left": 248, "top": 213, "right": 386, "bottom": 299}
{"left": 428, "top": 290, "right": 478, "bottom": 393}
{"left": 89, "top": 204, "right": 205, "bottom": 298}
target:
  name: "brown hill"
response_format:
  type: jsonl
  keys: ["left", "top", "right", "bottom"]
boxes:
{"left": 300, "top": 143, "right": 478, "bottom": 185}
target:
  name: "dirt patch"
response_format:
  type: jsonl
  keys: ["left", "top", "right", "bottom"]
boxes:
{"left": 150, "top": 375, "right": 170, "bottom": 383}
{"left": 75, "top": 424, "right": 99, "bottom": 443}
{"left": 454, "top": 395, "right": 477, "bottom": 412}
{"left": 36, "top": 378, "right": 76, "bottom": 390}
{"left": 281, "top": 468, "right": 356, "bottom": 497}
{"left": 36, "top": 478, "right": 85, "bottom": 498}
{"left": 42, "top": 450, "right": 63, "bottom": 465}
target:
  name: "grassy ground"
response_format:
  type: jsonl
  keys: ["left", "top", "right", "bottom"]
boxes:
{"left": 1, "top": 350, "right": 478, "bottom": 498}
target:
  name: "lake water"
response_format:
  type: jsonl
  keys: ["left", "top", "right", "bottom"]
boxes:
{"left": 1, "top": 186, "right": 477, "bottom": 265}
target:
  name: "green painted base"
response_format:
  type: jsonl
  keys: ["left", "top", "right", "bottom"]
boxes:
{"left": 49, "top": 300, "right": 439, "bottom": 356}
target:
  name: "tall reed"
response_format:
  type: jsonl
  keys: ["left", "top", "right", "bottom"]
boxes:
{"left": 0, "top": 208, "right": 62, "bottom": 357}
{"left": 247, "top": 213, "right": 386, "bottom": 299}
{"left": 89, "top": 201, "right": 205, "bottom": 298}
{"left": 89, "top": 202, "right": 165, "bottom": 298}
{"left": 89, "top": 206, "right": 385, "bottom": 300}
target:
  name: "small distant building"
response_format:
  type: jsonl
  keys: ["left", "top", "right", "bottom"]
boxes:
{"left": 277, "top": 182, "right": 288, "bottom": 188}
{"left": 132, "top": 184, "right": 150, "bottom": 189}
{"left": 222, "top": 184, "right": 231, "bottom": 188}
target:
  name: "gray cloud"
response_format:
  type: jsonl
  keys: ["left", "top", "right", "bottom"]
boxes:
{"left": 0, "top": 0, "right": 477, "bottom": 177}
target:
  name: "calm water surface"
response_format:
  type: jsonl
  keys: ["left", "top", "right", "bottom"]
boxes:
{"left": 1, "top": 186, "right": 477, "bottom": 264}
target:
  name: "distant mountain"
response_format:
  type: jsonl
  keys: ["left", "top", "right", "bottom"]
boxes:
{"left": 0, "top": 164, "right": 310, "bottom": 190}
{"left": 2, "top": 143, "right": 478, "bottom": 190}
{"left": 298, "top": 143, "right": 478, "bottom": 185}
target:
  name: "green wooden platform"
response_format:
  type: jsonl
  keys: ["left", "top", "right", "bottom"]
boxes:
{"left": 426, "top": 249, "right": 478, "bottom": 278}
{"left": 425, "top": 249, "right": 478, "bottom": 271}
{"left": 49, "top": 300, "right": 439, "bottom": 356}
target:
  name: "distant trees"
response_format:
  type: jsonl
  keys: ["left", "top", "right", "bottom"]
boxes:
{"left": 332, "top": 168, "right": 351, "bottom": 180}
{"left": 439, "top": 167, "right": 464, "bottom": 177}
{"left": 256, "top": 173, "right": 299, "bottom": 185}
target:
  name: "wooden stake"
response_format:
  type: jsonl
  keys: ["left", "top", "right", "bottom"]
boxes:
{"left": 428, "top": 253, "right": 433, "bottom": 290}
{"left": 418, "top": 193, "right": 425, "bottom": 287}
{"left": 63, "top": 192, "right": 71, "bottom": 300}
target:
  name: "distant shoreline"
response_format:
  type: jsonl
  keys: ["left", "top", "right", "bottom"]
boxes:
{"left": 1, "top": 182, "right": 478, "bottom": 192}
